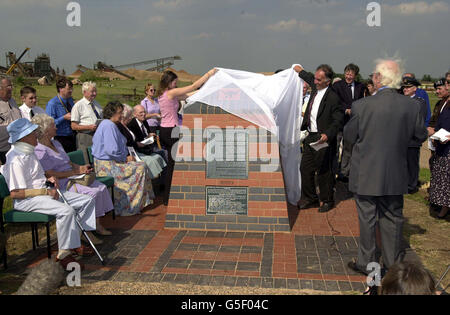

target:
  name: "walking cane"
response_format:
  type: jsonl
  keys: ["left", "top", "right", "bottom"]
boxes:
{"left": 47, "top": 182, "right": 105, "bottom": 265}
{"left": 435, "top": 265, "right": 450, "bottom": 290}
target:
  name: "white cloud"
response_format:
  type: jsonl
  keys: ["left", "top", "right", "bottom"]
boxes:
{"left": 146, "top": 15, "right": 166, "bottom": 25}
{"left": 266, "top": 19, "right": 317, "bottom": 33}
{"left": 383, "top": 1, "right": 449, "bottom": 15}
{"left": 153, "top": 0, "right": 195, "bottom": 10}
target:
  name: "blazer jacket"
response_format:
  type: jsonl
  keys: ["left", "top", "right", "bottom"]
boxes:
{"left": 127, "top": 118, "right": 152, "bottom": 143}
{"left": 299, "top": 70, "right": 344, "bottom": 143}
{"left": 332, "top": 80, "right": 365, "bottom": 111}
{"left": 344, "top": 88, "right": 428, "bottom": 196}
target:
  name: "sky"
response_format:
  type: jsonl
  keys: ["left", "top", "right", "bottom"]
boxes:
{"left": 0, "top": 0, "right": 449, "bottom": 78}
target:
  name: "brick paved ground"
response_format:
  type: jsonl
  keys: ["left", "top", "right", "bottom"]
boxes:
{"left": 6, "top": 183, "right": 429, "bottom": 294}
{"left": 10, "top": 183, "right": 375, "bottom": 293}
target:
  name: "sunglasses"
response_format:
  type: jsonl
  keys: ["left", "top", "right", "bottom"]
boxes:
{"left": 148, "top": 89, "right": 156, "bottom": 92}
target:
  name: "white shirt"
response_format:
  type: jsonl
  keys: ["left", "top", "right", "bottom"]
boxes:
{"left": 19, "top": 104, "right": 46, "bottom": 121}
{"left": 348, "top": 81, "right": 355, "bottom": 99}
{"left": 0, "top": 148, "right": 47, "bottom": 191}
{"left": 309, "top": 87, "right": 328, "bottom": 133}
{"left": 71, "top": 97, "right": 103, "bottom": 126}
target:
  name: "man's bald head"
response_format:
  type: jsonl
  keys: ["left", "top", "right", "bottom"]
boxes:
{"left": 133, "top": 104, "right": 146, "bottom": 122}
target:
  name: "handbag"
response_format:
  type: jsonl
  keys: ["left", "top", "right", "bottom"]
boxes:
{"left": 66, "top": 173, "right": 96, "bottom": 193}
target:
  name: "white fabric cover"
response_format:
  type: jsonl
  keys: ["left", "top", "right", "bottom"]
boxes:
{"left": 186, "top": 65, "right": 303, "bottom": 205}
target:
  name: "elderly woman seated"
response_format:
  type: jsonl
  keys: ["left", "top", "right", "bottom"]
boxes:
{"left": 91, "top": 101, "right": 154, "bottom": 216}
{"left": 117, "top": 104, "right": 167, "bottom": 181}
{"left": 31, "top": 114, "right": 114, "bottom": 236}
{"left": 0, "top": 118, "right": 97, "bottom": 268}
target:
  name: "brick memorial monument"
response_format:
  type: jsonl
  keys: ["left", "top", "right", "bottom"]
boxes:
{"left": 164, "top": 103, "right": 291, "bottom": 232}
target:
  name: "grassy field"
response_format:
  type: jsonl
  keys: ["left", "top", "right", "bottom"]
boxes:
{"left": 10, "top": 78, "right": 191, "bottom": 110}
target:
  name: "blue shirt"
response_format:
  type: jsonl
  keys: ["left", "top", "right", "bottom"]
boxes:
{"left": 45, "top": 95, "right": 74, "bottom": 136}
{"left": 92, "top": 119, "right": 128, "bottom": 162}
{"left": 415, "top": 88, "right": 431, "bottom": 127}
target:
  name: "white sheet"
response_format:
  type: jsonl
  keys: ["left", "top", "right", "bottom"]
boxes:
{"left": 186, "top": 65, "right": 303, "bottom": 205}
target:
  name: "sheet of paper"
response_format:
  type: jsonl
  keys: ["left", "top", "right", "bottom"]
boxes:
{"left": 309, "top": 140, "right": 329, "bottom": 151}
{"left": 140, "top": 136, "right": 154, "bottom": 145}
{"left": 430, "top": 128, "right": 450, "bottom": 143}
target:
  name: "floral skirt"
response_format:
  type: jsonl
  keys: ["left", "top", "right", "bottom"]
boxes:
{"left": 429, "top": 152, "right": 450, "bottom": 208}
{"left": 94, "top": 159, "right": 154, "bottom": 216}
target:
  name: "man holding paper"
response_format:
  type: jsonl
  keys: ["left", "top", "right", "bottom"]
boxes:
{"left": 294, "top": 64, "right": 344, "bottom": 213}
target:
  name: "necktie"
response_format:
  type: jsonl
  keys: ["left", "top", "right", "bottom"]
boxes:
{"left": 141, "top": 124, "right": 147, "bottom": 137}
{"left": 304, "top": 90, "right": 317, "bottom": 129}
{"left": 348, "top": 83, "right": 354, "bottom": 99}
{"left": 90, "top": 102, "right": 101, "bottom": 119}
{"left": 30, "top": 109, "right": 35, "bottom": 118}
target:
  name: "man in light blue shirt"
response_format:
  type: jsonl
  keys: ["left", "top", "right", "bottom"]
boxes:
{"left": 45, "top": 77, "right": 76, "bottom": 152}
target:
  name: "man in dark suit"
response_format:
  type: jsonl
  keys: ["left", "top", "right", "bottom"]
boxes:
{"left": 127, "top": 105, "right": 167, "bottom": 161}
{"left": 294, "top": 64, "right": 344, "bottom": 213}
{"left": 401, "top": 76, "right": 428, "bottom": 194}
{"left": 332, "top": 64, "right": 366, "bottom": 181}
{"left": 344, "top": 59, "right": 427, "bottom": 274}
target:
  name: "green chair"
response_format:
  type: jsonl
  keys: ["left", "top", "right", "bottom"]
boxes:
{"left": 0, "top": 174, "right": 55, "bottom": 269}
{"left": 67, "top": 149, "right": 115, "bottom": 220}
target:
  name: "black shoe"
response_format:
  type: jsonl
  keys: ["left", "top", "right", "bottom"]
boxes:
{"left": 318, "top": 202, "right": 334, "bottom": 213}
{"left": 347, "top": 261, "right": 368, "bottom": 276}
{"left": 298, "top": 199, "right": 320, "bottom": 210}
{"left": 408, "top": 187, "right": 419, "bottom": 194}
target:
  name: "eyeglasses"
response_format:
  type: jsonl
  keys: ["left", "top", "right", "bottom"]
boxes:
{"left": 148, "top": 89, "right": 155, "bottom": 92}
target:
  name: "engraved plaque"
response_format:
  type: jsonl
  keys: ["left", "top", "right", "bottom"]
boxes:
{"left": 206, "top": 186, "right": 248, "bottom": 215}
{"left": 206, "top": 129, "right": 248, "bottom": 179}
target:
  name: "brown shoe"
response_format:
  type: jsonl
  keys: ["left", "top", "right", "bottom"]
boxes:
{"left": 56, "top": 254, "right": 85, "bottom": 270}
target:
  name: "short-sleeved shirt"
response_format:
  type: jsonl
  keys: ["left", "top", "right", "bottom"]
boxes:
{"left": 141, "top": 97, "right": 160, "bottom": 127}
{"left": 71, "top": 97, "right": 103, "bottom": 126}
{"left": 159, "top": 91, "right": 180, "bottom": 128}
{"left": 0, "top": 148, "right": 47, "bottom": 192}
{"left": 19, "top": 104, "right": 46, "bottom": 121}
{"left": 92, "top": 119, "right": 128, "bottom": 162}
{"left": 46, "top": 95, "right": 74, "bottom": 137}
{"left": 0, "top": 98, "right": 22, "bottom": 152}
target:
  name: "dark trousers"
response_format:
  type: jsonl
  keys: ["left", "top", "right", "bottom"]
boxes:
{"left": 55, "top": 135, "right": 77, "bottom": 153}
{"left": 355, "top": 195, "right": 405, "bottom": 270}
{"left": 300, "top": 133, "right": 336, "bottom": 203}
{"left": 159, "top": 126, "right": 180, "bottom": 204}
{"left": 407, "top": 147, "right": 420, "bottom": 191}
{"left": 0, "top": 151, "right": 7, "bottom": 165}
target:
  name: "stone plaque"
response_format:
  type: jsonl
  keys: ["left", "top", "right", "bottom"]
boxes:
{"left": 206, "top": 129, "right": 248, "bottom": 179}
{"left": 206, "top": 186, "right": 248, "bottom": 215}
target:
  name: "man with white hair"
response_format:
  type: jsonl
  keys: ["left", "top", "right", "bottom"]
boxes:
{"left": 344, "top": 59, "right": 427, "bottom": 276}
{"left": 71, "top": 81, "right": 103, "bottom": 161}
